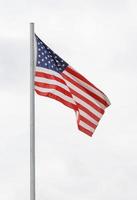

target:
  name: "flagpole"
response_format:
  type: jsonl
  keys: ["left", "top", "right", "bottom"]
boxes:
{"left": 30, "top": 22, "right": 35, "bottom": 200}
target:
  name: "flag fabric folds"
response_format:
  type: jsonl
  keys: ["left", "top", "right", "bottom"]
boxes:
{"left": 34, "top": 35, "right": 110, "bottom": 136}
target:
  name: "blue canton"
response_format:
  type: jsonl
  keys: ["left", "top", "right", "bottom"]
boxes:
{"left": 35, "top": 35, "right": 68, "bottom": 73}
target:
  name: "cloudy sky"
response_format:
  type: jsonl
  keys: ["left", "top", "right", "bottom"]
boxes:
{"left": 0, "top": 0, "right": 137, "bottom": 199}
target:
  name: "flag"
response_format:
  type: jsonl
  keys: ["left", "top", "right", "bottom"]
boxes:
{"left": 34, "top": 35, "right": 110, "bottom": 137}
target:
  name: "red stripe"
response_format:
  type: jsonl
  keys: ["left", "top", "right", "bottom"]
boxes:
{"left": 78, "top": 103, "right": 100, "bottom": 122}
{"left": 35, "top": 89, "right": 78, "bottom": 111}
{"left": 35, "top": 71, "right": 101, "bottom": 122}
{"left": 35, "top": 71, "right": 66, "bottom": 85}
{"left": 66, "top": 66, "right": 101, "bottom": 91}
{"left": 79, "top": 115, "right": 97, "bottom": 129}
{"left": 35, "top": 82, "right": 100, "bottom": 123}
{"left": 68, "top": 87, "right": 104, "bottom": 114}
{"left": 78, "top": 124, "right": 93, "bottom": 137}
{"left": 65, "top": 67, "right": 109, "bottom": 107}
{"left": 35, "top": 81, "right": 72, "bottom": 98}
{"left": 35, "top": 68, "right": 106, "bottom": 137}
{"left": 62, "top": 73, "right": 107, "bottom": 110}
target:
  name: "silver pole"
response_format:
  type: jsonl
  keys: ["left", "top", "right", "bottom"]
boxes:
{"left": 30, "top": 22, "right": 35, "bottom": 200}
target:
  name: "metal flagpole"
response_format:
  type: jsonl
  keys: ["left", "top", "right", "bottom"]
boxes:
{"left": 30, "top": 22, "right": 35, "bottom": 200}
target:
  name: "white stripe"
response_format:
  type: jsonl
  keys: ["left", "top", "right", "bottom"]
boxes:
{"left": 79, "top": 110, "right": 98, "bottom": 125}
{"left": 63, "top": 69, "right": 110, "bottom": 106}
{"left": 62, "top": 75, "right": 105, "bottom": 109}
{"left": 35, "top": 67, "right": 102, "bottom": 117}
{"left": 35, "top": 86, "right": 76, "bottom": 105}
{"left": 61, "top": 77, "right": 102, "bottom": 118}
{"left": 35, "top": 76, "right": 70, "bottom": 92}
{"left": 35, "top": 66, "right": 62, "bottom": 79}
{"left": 79, "top": 121, "right": 95, "bottom": 133}
{"left": 73, "top": 95, "right": 102, "bottom": 118}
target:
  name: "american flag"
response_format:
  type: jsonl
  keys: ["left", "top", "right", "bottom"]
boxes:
{"left": 34, "top": 35, "right": 110, "bottom": 137}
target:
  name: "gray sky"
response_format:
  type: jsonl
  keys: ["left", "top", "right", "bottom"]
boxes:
{"left": 0, "top": 0, "right": 137, "bottom": 199}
